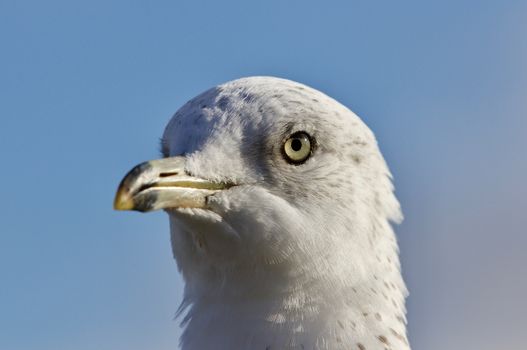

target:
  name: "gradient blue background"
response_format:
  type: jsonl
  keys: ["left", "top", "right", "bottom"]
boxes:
{"left": 1, "top": 1, "right": 526, "bottom": 349}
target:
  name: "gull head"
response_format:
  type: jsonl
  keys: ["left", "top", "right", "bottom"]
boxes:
{"left": 114, "top": 77, "right": 408, "bottom": 349}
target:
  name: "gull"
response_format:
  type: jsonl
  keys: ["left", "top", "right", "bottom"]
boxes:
{"left": 114, "top": 77, "right": 410, "bottom": 350}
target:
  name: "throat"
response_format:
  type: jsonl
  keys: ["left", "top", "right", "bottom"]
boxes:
{"left": 179, "top": 276, "right": 409, "bottom": 350}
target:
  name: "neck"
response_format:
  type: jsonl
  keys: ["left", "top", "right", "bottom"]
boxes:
{"left": 179, "top": 260, "right": 409, "bottom": 350}
{"left": 171, "top": 202, "right": 409, "bottom": 349}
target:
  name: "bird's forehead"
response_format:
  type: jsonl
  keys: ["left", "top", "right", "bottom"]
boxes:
{"left": 162, "top": 77, "right": 365, "bottom": 155}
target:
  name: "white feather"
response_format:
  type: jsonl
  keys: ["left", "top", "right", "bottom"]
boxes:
{"left": 162, "top": 77, "right": 409, "bottom": 349}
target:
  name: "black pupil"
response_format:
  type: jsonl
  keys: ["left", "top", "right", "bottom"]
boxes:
{"left": 291, "top": 138, "right": 302, "bottom": 152}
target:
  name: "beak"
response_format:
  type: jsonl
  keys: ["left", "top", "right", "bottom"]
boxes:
{"left": 114, "top": 156, "right": 232, "bottom": 212}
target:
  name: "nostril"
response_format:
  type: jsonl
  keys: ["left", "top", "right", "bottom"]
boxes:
{"left": 159, "top": 172, "right": 179, "bottom": 177}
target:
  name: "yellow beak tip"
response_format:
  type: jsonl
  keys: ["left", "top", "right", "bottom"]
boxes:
{"left": 113, "top": 192, "right": 135, "bottom": 211}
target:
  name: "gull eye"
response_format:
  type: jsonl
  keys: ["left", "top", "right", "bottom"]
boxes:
{"left": 282, "top": 131, "right": 313, "bottom": 164}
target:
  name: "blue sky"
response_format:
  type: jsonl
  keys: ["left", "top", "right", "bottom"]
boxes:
{"left": 1, "top": 1, "right": 526, "bottom": 349}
